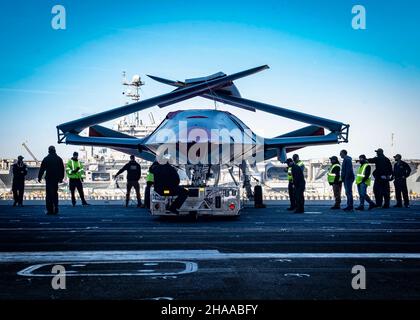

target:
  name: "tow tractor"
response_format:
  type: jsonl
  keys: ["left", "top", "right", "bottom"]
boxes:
{"left": 150, "top": 185, "right": 241, "bottom": 216}
{"left": 149, "top": 164, "right": 243, "bottom": 217}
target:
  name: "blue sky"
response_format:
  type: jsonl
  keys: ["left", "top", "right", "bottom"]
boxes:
{"left": 0, "top": 0, "right": 419, "bottom": 160}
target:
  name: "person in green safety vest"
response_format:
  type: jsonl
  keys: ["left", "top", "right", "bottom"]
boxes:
{"left": 327, "top": 156, "right": 342, "bottom": 209}
{"left": 66, "top": 152, "right": 89, "bottom": 207}
{"left": 355, "top": 154, "right": 376, "bottom": 211}
{"left": 292, "top": 154, "right": 305, "bottom": 172}
{"left": 284, "top": 154, "right": 305, "bottom": 211}
{"left": 144, "top": 161, "right": 158, "bottom": 209}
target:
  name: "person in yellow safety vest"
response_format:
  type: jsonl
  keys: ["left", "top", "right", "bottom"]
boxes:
{"left": 286, "top": 159, "right": 296, "bottom": 211}
{"left": 286, "top": 154, "right": 305, "bottom": 211}
{"left": 355, "top": 154, "right": 376, "bottom": 211}
{"left": 327, "top": 156, "right": 342, "bottom": 210}
{"left": 144, "top": 161, "right": 158, "bottom": 209}
{"left": 66, "top": 152, "right": 89, "bottom": 207}
{"left": 293, "top": 154, "right": 305, "bottom": 172}
{"left": 285, "top": 154, "right": 305, "bottom": 211}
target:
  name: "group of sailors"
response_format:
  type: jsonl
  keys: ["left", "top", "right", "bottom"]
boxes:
{"left": 113, "top": 154, "right": 187, "bottom": 214}
{"left": 10, "top": 146, "right": 412, "bottom": 215}
{"left": 11, "top": 146, "right": 187, "bottom": 215}
{"left": 286, "top": 148, "right": 411, "bottom": 213}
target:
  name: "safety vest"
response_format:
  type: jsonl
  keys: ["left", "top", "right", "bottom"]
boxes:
{"left": 66, "top": 159, "right": 85, "bottom": 179}
{"left": 287, "top": 167, "right": 293, "bottom": 182}
{"left": 327, "top": 164, "right": 342, "bottom": 184}
{"left": 356, "top": 163, "right": 372, "bottom": 186}
{"left": 296, "top": 161, "right": 305, "bottom": 171}
{"left": 288, "top": 161, "right": 304, "bottom": 182}
{"left": 146, "top": 171, "right": 154, "bottom": 183}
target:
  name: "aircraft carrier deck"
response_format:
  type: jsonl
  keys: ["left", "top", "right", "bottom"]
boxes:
{"left": 0, "top": 201, "right": 419, "bottom": 300}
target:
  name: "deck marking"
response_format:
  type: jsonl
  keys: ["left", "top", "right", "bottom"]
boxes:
{"left": 1, "top": 250, "right": 420, "bottom": 263}
{"left": 17, "top": 260, "right": 198, "bottom": 277}
{"left": 284, "top": 273, "right": 310, "bottom": 278}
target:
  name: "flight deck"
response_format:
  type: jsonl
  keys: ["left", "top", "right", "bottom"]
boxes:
{"left": 0, "top": 201, "right": 419, "bottom": 300}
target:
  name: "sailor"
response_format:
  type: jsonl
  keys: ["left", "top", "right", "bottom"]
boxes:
{"left": 368, "top": 148, "right": 393, "bottom": 209}
{"left": 115, "top": 155, "right": 142, "bottom": 207}
{"left": 66, "top": 152, "right": 89, "bottom": 207}
{"left": 285, "top": 154, "right": 304, "bottom": 211}
{"left": 392, "top": 154, "right": 411, "bottom": 208}
{"left": 327, "top": 156, "right": 342, "bottom": 210}
{"left": 151, "top": 155, "right": 188, "bottom": 214}
{"left": 287, "top": 158, "right": 305, "bottom": 213}
{"left": 285, "top": 159, "right": 296, "bottom": 211}
{"left": 355, "top": 155, "right": 376, "bottom": 211}
{"left": 340, "top": 149, "right": 355, "bottom": 211}
{"left": 38, "top": 146, "right": 65, "bottom": 215}
{"left": 293, "top": 154, "right": 305, "bottom": 172}
{"left": 11, "top": 155, "right": 27, "bottom": 207}
{"left": 144, "top": 161, "right": 158, "bottom": 209}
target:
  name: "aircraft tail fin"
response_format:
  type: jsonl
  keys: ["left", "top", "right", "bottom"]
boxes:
{"left": 276, "top": 125, "right": 325, "bottom": 139}
{"left": 89, "top": 125, "right": 136, "bottom": 139}
{"left": 263, "top": 126, "right": 333, "bottom": 161}
{"left": 148, "top": 73, "right": 254, "bottom": 111}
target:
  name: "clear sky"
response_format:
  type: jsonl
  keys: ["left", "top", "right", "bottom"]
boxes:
{"left": 0, "top": 0, "right": 419, "bottom": 161}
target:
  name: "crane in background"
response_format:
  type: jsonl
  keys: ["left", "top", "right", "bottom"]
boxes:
{"left": 21, "top": 141, "right": 40, "bottom": 166}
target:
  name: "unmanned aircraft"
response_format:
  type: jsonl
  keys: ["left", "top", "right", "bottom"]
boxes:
{"left": 57, "top": 65, "right": 349, "bottom": 200}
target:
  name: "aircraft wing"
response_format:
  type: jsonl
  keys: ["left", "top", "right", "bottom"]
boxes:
{"left": 154, "top": 65, "right": 267, "bottom": 109}
{"left": 274, "top": 125, "right": 325, "bottom": 138}
{"left": 263, "top": 125, "right": 339, "bottom": 161}
{"left": 263, "top": 132, "right": 340, "bottom": 162}
{"left": 57, "top": 65, "right": 268, "bottom": 137}
{"left": 65, "top": 133, "right": 143, "bottom": 149}
{"left": 147, "top": 70, "right": 348, "bottom": 133}
{"left": 64, "top": 133, "right": 156, "bottom": 161}
{"left": 148, "top": 68, "right": 350, "bottom": 162}
{"left": 147, "top": 75, "right": 257, "bottom": 112}
{"left": 57, "top": 65, "right": 350, "bottom": 164}
{"left": 206, "top": 93, "right": 345, "bottom": 133}
{"left": 265, "top": 133, "right": 339, "bottom": 148}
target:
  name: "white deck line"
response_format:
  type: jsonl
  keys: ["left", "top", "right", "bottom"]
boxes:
{"left": 1, "top": 250, "right": 420, "bottom": 263}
